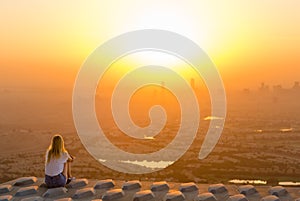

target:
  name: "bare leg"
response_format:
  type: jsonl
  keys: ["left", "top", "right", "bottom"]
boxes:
{"left": 63, "top": 162, "right": 72, "bottom": 178}
{"left": 63, "top": 162, "right": 68, "bottom": 180}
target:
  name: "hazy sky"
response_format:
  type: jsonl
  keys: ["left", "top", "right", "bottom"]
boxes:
{"left": 1, "top": 0, "right": 300, "bottom": 91}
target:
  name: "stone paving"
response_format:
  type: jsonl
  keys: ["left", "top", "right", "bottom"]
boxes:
{"left": 0, "top": 177, "right": 299, "bottom": 201}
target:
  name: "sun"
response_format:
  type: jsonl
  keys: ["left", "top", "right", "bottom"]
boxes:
{"left": 108, "top": 50, "right": 201, "bottom": 83}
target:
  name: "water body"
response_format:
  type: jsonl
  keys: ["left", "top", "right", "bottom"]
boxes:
{"left": 120, "top": 160, "right": 174, "bottom": 169}
{"left": 229, "top": 179, "right": 267, "bottom": 185}
{"left": 204, "top": 116, "right": 224, "bottom": 121}
{"left": 279, "top": 181, "right": 300, "bottom": 186}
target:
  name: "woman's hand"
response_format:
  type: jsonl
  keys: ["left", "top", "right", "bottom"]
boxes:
{"left": 68, "top": 154, "right": 75, "bottom": 162}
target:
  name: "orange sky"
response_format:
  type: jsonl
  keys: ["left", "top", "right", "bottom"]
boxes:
{"left": 0, "top": 1, "right": 300, "bottom": 91}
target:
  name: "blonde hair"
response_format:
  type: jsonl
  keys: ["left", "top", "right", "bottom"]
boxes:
{"left": 46, "top": 134, "right": 67, "bottom": 163}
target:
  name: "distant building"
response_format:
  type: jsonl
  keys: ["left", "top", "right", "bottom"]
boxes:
{"left": 259, "top": 82, "right": 269, "bottom": 93}
{"left": 292, "top": 81, "right": 300, "bottom": 90}
{"left": 243, "top": 88, "right": 251, "bottom": 94}
{"left": 273, "top": 85, "right": 284, "bottom": 94}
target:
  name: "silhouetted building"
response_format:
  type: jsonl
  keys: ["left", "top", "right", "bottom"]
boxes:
{"left": 243, "top": 88, "right": 251, "bottom": 94}
{"left": 259, "top": 82, "right": 269, "bottom": 94}
{"left": 273, "top": 85, "right": 283, "bottom": 94}
{"left": 292, "top": 81, "right": 300, "bottom": 90}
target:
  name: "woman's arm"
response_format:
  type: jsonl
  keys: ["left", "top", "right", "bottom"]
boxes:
{"left": 67, "top": 153, "right": 75, "bottom": 162}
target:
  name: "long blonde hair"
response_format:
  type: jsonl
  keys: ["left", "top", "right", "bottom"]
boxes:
{"left": 46, "top": 134, "right": 67, "bottom": 163}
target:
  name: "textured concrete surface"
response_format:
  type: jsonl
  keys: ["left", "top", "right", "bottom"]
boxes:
{"left": 0, "top": 176, "right": 299, "bottom": 201}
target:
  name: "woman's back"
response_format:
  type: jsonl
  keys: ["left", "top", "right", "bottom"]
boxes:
{"left": 44, "top": 134, "right": 74, "bottom": 188}
{"left": 45, "top": 151, "right": 70, "bottom": 177}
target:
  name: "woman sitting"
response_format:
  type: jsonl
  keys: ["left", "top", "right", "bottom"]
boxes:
{"left": 45, "top": 134, "right": 75, "bottom": 188}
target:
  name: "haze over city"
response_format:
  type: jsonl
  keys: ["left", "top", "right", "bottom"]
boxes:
{"left": 0, "top": 0, "right": 300, "bottom": 185}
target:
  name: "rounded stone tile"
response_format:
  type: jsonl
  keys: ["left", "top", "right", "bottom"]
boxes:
{"left": 261, "top": 195, "right": 280, "bottom": 201}
{"left": 67, "top": 178, "right": 88, "bottom": 188}
{"left": 102, "top": 189, "right": 125, "bottom": 201}
{"left": 94, "top": 179, "right": 115, "bottom": 190}
{"left": 238, "top": 185, "right": 257, "bottom": 196}
{"left": 0, "top": 195, "right": 13, "bottom": 201}
{"left": 0, "top": 185, "right": 12, "bottom": 194}
{"left": 195, "top": 192, "right": 217, "bottom": 201}
{"left": 208, "top": 184, "right": 227, "bottom": 194}
{"left": 21, "top": 196, "right": 43, "bottom": 201}
{"left": 72, "top": 187, "right": 95, "bottom": 199}
{"left": 179, "top": 182, "right": 198, "bottom": 193}
{"left": 228, "top": 194, "right": 249, "bottom": 201}
{"left": 151, "top": 181, "right": 170, "bottom": 192}
{"left": 122, "top": 180, "right": 142, "bottom": 191}
{"left": 13, "top": 177, "right": 37, "bottom": 186}
{"left": 42, "top": 187, "right": 68, "bottom": 198}
{"left": 269, "top": 186, "right": 287, "bottom": 197}
{"left": 15, "top": 186, "right": 38, "bottom": 197}
{"left": 164, "top": 190, "right": 185, "bottom": 201}
{"left": 133, "top": 190, "right": 155, "bottom": 201}
{"left": 54, "top": 198, "right": 73, "bottom": 201}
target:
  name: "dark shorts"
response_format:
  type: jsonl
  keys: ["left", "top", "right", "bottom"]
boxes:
{"left": 45, "top": 173, "right": 66, "bottom": 188}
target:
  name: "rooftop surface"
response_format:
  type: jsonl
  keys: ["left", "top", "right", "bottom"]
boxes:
{"left": 0, "top": 176, "right": 299, "bottom": 201}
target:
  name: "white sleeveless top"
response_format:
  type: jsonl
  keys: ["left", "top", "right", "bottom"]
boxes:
{"left": 45, "top": 151, "right": 70, "bottom": 176}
